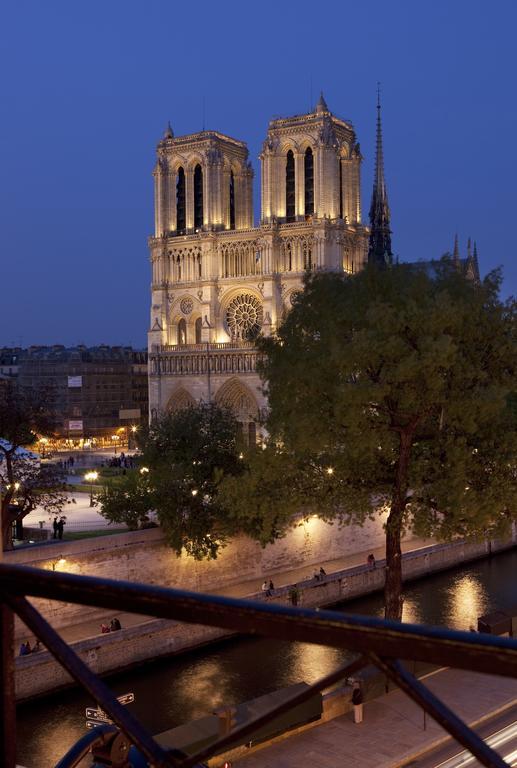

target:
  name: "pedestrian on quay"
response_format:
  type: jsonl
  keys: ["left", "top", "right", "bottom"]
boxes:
{"left": 57, "top": 517, "right": 65, "bottom": 540}
{"left": 101, "top": 623, "right": 110, "bottom": 634}
{"left": 319, "top": 566, "right": 327, "bottom": 578}
{"left": 52, "top": 517, "right": 59, "bottom": 539}
{"left": 268, "top": 579, "right": 274, "bottom": 592}
{"left": 110, "top": 617, "right": 122, "bottom": 631}
{"left": 367, "top": 553, "right": 376, "bottom": 569}
{"left": 261, "top": 580, "right": 268, "bottom": 592}
{"left": 351, "top": 681, "right": 364, "bottom": 724}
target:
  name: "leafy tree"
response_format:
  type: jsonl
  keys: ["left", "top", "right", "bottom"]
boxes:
{"left": 221, "top": 264, "right": 517, "bottom": 620}
{"left": 0, "top": 381, "right": 67, "bottom": 549}
{"left": 99, "top": 403, "right": 246, "bottom": 558}
{"left": 97, "top": 470, "right": 153, "bottom": 531}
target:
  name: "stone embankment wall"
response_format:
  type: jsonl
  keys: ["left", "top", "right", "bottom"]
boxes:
{"left": 6, "top": 513, "right": 390, "bottom": 633}
{"left": 14, "top": 536, "right": 515, "bottom": 700}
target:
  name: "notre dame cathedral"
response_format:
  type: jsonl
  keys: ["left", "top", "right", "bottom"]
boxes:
{"left": 147, "top": 94, "right": 477, "bottom": 441}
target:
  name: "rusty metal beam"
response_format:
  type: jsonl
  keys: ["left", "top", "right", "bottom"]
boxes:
{"left": 372, "top": 655, "right": 509, "bottom": 768}
{"left": 7, "top": 594, "right": 183, "bottom": 768}
{"left": 0, "top": 603, "right": 16, "bottom": 768}
{"left": 3, "top": 563, "right": 517, "bottom": 677}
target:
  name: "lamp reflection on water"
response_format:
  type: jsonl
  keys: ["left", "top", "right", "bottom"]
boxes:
{"left": 447, "top": 573, "right": 488, "bottom": 630}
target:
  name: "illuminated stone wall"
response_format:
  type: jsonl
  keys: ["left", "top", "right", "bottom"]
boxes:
{"left": 8, "top": 513, "right": 390, "bottom": 634}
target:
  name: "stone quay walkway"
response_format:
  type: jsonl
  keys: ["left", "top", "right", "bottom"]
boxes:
{"left": 234, "top": 667, "right": 517, "bottom": 768}
{"left": 26, "top": 535, "right": 433, "bottom": 646}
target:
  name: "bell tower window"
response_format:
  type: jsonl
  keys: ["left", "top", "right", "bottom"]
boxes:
{"left": 229, "top": 170, "right": 235, "bottom": 230}
{"left": 304, "top": 147, "right": 314, "bottom": 217}
{"left": 177, "top": 319, "right": 187, "bottom": 345}
{"left": 195, "top": 317, "right": 202, "bottom": 344}
{"left": 339, "top": 159, "right": 343, "bottom": 220}
{"left": 194, "top": 164, "right": 203, "bottom": 230}
{"left": 286, "top": 150, "right": 295, "bottom": 222}
{"left": 176, "top": 167, "right": 186, "bottom": 234}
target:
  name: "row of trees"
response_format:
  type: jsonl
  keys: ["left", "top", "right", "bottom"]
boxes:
{"left": 100, "top": 263, "right": 517, "bottom": 620}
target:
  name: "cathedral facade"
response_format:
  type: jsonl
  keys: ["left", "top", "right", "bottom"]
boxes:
{"left": 147, "top": 95, "right": 371, "bottom": 441}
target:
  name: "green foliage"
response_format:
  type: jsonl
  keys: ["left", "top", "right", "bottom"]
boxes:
{"left": 221, "top": 263, "right": 517, "bottom": 617}
{"left": 98, "top": 470, "right": 153, "bottom": 531}
{"left": 257, "top": 265, "right": 517, "bottom": 534}
{"left": 99, "top": 403, "right": 246, "bottom": 559}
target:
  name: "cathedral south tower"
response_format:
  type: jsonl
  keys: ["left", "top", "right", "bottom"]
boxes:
{"left": 148, "top": 98, "right": 368, "bottom": 442}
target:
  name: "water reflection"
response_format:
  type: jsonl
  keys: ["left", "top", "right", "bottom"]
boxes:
{"left": 17, "top": 548, "right": 517, "bottom": 768}
{"left": 446, "top": 573, "right": 488, "bottom": 630}
{"left": 402, "top": 595, "right": 422, "bottom": 625}
{"left": 287, "top": 642, "right": 346, "bottom": 684}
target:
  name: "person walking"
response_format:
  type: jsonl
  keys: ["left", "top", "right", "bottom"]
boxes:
{"left": 352, "top": 681, "right": 364, "bottom": 723}
{"left": 57, "top": 518, "right": 65, "bottom": 540}
{"left": 52, "top": 517, "right": 59, "bottom": 539}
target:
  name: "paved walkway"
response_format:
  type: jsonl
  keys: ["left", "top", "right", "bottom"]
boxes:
{"left": 19, "top": 535, "right": 433, "bottom": 645}
{"left": 234, "top": 668, "right": 517, "bottom": 768}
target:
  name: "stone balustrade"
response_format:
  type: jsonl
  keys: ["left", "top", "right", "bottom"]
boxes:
{"left": 149, "top": 341, "right": 260, "bottom": 376}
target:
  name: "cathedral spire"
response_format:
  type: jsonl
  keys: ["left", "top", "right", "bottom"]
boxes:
{"left": 315, "top": 91, "right": 329, "bottom": 114}
{"left": 163, "top": 121, "right": 174, "bottom": 139}
{"left": 368, "top": 86, "right": 393, "bottom": 266}
{"left": 453, "top": 233, "right": 460, "bottom": 267}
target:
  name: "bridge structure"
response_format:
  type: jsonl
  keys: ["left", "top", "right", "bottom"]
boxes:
{"left": 1, "top": 562, "right": 517, "bottom": 768}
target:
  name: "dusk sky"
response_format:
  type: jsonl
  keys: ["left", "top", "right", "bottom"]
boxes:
{"left": 1, "top": 0, "right": 516, "bottom": 349}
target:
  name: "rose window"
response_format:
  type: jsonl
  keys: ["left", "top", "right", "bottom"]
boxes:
{"left": 180, "top": 297, "right": 194, "bottom": 315}
{"left": 225, "top": 294, "right": 263, "bottom": 340}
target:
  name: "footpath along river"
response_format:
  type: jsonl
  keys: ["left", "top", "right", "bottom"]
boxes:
{"left": 16, "top": 547, "right": 517, "bottom": 768}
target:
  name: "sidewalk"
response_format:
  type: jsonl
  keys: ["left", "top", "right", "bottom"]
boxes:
{"left": 234, "top": 667, "right": 517, "bottom": 768}
{"left": 19, "top": 535, "right": 432, "bottom": 645}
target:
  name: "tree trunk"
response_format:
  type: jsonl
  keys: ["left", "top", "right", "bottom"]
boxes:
{"left": 384, "top": 506, "right": 404, "bottom": 621}
{"left": 384, "top": 429, "right": 413, "bottom": 622}
{"left": 1, "top": 501, "right": 14, "bottom": 552}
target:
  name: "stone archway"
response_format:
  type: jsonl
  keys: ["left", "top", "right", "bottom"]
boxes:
{"left": 166, "top": 386, "right": 196, "bottom": 413}
{"left": 215, "top": 378, "right": 259, "bottom": 445}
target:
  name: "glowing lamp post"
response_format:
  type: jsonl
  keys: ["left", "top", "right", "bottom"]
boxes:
{"left": 84, "top": 471, "right": 98, "bottom": 507}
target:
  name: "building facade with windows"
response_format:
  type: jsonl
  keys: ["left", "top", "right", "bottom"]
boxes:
{"left": 15, "top": 345, "right": 148, "bottom": 445}
{"left": 148, "top": 95, "right": 370, "bottom": 440}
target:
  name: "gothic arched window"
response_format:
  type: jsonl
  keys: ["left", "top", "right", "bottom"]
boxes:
{"left": 286, "top": 150, "right": 295, "bottom": 222}
{"left": 339, "top": 159, "right": 343, "bottom": 220}
{"left": 177, "top": 318, "right": 187, "bottom": 345}
{"left": 176, "top": 167, "right": 186, "bottom": 234}
{"left": 229, "top": 170, "right": 236, "bottom": 230}
{"left": 194, "top": 164, "right": 203, "bottom": 230}
{"left": 195, "top": 317, "right": 202, "bottom": 344}
{"left": 304, "top": 147, "right": 314, "bottom": 217}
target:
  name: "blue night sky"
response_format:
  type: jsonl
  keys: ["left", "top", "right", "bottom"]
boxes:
{"left": 1, "top": 0, "right": 516, "bottom": 348}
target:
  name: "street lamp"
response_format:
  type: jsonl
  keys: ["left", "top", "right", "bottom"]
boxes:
{"left": 84, "top": 471, "right": 98, "bottom": 507}
{"left": 139, "top": 466, "right": 149, "bottom": 475}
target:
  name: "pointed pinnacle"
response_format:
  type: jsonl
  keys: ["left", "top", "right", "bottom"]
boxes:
{"left": 467, "top": 237, "right": 472, "bottom": 258}
{"left": 316, "top": 91, "right": 329, "bottom": 113}
{"left": 164, "top": 121, "right": 174, "bottom": 139}
{"left": 453, "top": 233, "right": 460, "bottom": 261}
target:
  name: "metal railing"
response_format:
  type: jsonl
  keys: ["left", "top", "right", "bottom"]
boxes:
{"left": 1, "top": 562, "right": 517, "bottom": 768}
